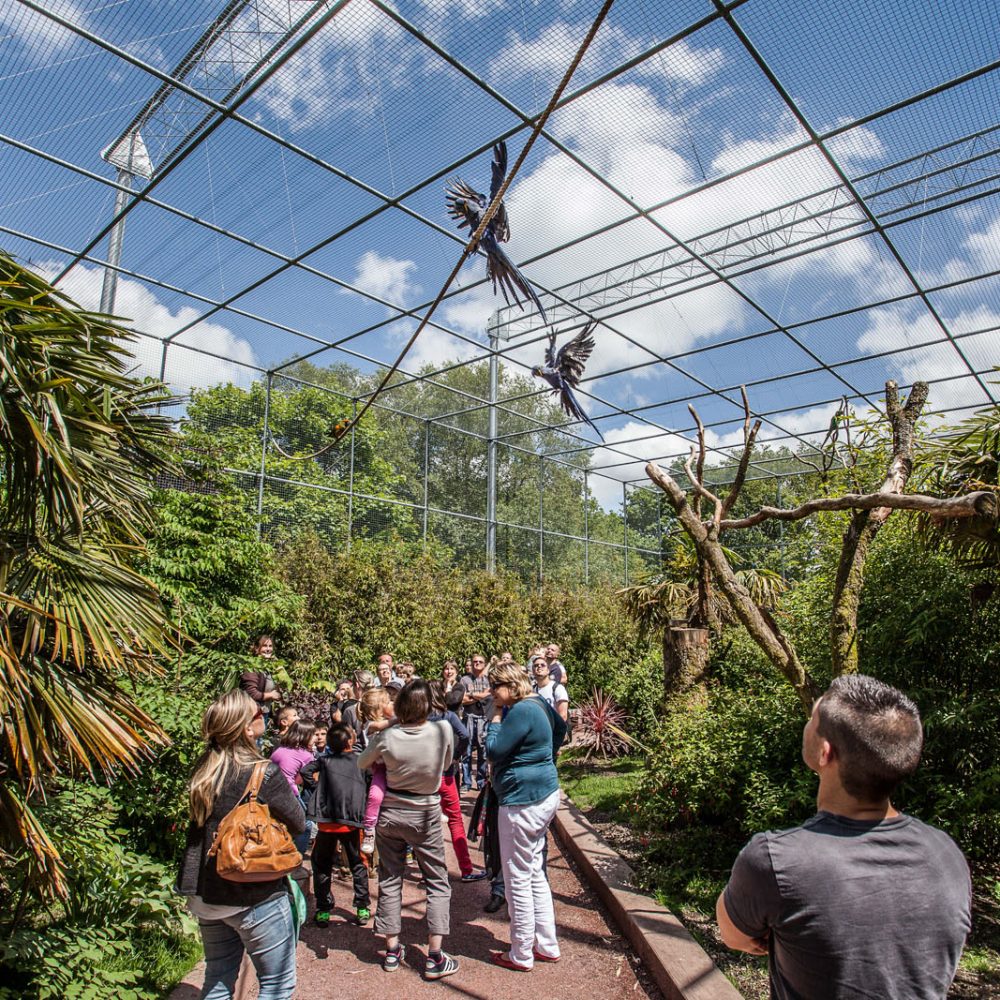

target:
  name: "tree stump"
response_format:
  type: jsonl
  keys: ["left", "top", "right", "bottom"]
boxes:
{"left": 663, "top": 626, "right": 710, "bottom": 701}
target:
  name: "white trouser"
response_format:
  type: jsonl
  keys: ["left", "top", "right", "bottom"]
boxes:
{"left": 498, "top": 788, "right": 561, "bottom": 967}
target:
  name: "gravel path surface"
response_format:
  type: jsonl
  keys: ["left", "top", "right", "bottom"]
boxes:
{"left": 173, "top": 790, "right": 661, "bottom": 999}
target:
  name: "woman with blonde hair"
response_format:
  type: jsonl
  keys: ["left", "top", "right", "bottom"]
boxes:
{"left": 177, "top": 690, "right": 304, "bottom": 1000}
{"left": 485, "top": 662, "right": 568, "bottom": 972}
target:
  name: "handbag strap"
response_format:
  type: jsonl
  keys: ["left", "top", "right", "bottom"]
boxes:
{"left": 243, "top": 760, "right": 270, "bottom": 803}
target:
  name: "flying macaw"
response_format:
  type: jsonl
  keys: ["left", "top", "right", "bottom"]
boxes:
{"left": 445, "top": 141, "right": 547, "bottom": 324}
{"left": 531, "top": 322, "right": 603, "bottom": 440}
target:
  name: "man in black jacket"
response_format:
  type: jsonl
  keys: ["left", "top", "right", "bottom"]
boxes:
{"left": 301, "top": 723, "right": 371, "bottom": 927}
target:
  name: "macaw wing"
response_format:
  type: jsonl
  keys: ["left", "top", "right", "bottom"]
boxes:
{"left": 445, "top": 178, "right": 485, "bottom": 233}
{"left": 543, "top": 328, "right": 557, "bottom": 370}
{"left": 554, "top": 322, "right": 596, "bottom": 387}
{"left": 489, "top": 141, "right": 511, "bottom": 243}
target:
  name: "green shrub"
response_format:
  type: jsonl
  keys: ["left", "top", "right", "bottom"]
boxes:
{"left": 0, "top": 782, "right": 197, "bottom": 1000}
{"left": 637, "top": 630, "right": 813, "bottom": 838}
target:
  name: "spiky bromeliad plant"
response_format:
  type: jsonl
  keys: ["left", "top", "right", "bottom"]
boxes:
{"left": 572, "top": 688, "right": 631, "bottom": 761}
{"left": 0, "top": 253, "right": 177, "bottom": 897}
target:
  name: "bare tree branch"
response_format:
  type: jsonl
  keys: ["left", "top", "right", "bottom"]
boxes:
{"left": 647, "top": 460, "right": 819, "bottom": 713}
{"left": 720, "top": 489, "right": 997, "bottom": 530}
{"left": 721, "top": 386, "right": 763, "bottom": 519}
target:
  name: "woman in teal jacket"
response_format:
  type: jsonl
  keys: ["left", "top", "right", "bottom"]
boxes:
{"left": 485, "top": 661, "right": 568, "bottom": 971}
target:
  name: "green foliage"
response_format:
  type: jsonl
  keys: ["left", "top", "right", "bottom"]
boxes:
{"left": 527, "top": 584, "right": 660, "bottom": 732}
{"left": 637, "top": 630, "right": 813, "bottom": 837}
{"left": 0, "top": 782, "right": 197, "bottom": 1000}
{"left": 0, "top": 252, "right": 178, "bottom": 894}
{"left": 271, "top": 533, "right": 661, "bottom": 734}
{"left": 112, "top": 685, "right": 203, "bottom": 861}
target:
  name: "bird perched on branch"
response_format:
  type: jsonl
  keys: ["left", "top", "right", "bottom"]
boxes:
{"left": 445, "top": 141, "right": 547, "bottom": 323}
{"left": 532, "top": 322, "right": 603, "bottom": 440}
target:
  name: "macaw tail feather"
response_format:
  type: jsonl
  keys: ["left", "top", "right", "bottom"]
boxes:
{"left": 560, "top": 386, "right": 604, "bottom": 442}
{"left": 487, "top": 243, "right": 548, "bottom": 326}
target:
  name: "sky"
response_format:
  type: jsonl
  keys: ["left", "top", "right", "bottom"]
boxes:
{"left": 1, "top": 0, "right": 999, "bottom": 509}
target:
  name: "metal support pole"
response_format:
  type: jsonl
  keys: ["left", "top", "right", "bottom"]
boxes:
{"left": 538, "top": 452, "right": 545, "bottom": 587}
{"left": 423, "top": 419, "right": 430, "bottom": 549}
{"left": 256, "top": 372, "right": 271, "bottom": 541}
{"left": 657, "top": 494, "right": 664, "bottom": 563}
{"left": 622, "top": 481, "right": 629, "bottom": 586}
{"left": 346, "top": 398, "right": 357, "bottom": 552}
{"left": 583, "top": 470, "right": 590, "bottom": 586}
{"left": 486, "top": 312, "right": 499, "bottom": 574}
{"left": 99, "top": 168, "right": 133, "bottom": 315}
{"left": 777, "top": 477, "right": 785, "bottom": 582}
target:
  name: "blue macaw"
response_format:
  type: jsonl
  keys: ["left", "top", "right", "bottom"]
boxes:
{"left": 445, "top": 141, "right": 547, "bottom": 323}
{"left": 532, "top": 322, "right": 603, "bottom": 440}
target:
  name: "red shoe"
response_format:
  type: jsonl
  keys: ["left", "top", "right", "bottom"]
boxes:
{"left": 532, "top": 949, "right": 560, "bottom": 963}
{"left": 491, "top": 951, "right": 531, "bottom": 972}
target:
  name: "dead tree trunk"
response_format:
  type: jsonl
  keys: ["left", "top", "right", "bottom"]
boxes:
{"left": 663, "top": 626, "right": 711, "bottom": 700}
{"left": 644, "top": 382, "right": 995, "bottom": 715}
{"left": 647, "top": 461, "right": 820, "bottom": 713}
{"left": 830, "top": 381, "right": 928, "bottom": 675}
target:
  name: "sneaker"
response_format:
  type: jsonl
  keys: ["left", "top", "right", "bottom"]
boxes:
{"left": 383, "top": 944, "right": 405, "bottom": 973}
{"left": 460, "top": 784, "right": 472, "bottom": 792}
{"left": 313, "top": 910, "right": 330, "bottom": 928}
{"left": 356, "top": 907, "right": 371, "bottom": 925}
{"left": 425, "top": 951, "right": 459, "bottom": 980}
{"left": 484, "top": 893, "right": 506, "bottom": 913}
{"left": 361, "top": 829, "right": 375, "bottom": 855}
{"left": 461, "top": 869, "right": 488, "bottom": 882}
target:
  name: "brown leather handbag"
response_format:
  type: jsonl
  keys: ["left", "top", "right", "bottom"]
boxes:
{"left": 208, "top": 760, "right": 302, "bottom": 882}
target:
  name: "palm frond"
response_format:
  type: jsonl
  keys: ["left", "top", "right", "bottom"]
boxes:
{"left": 0, "top": 252, "right": 179, "bottom": 897}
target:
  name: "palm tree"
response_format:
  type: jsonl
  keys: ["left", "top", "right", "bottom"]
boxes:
{"left": 922, "top": 391, "right": 1000, "bottom": 573}
{"left": 0, "top": 253, "right": 177, "bottom": 896}
{"left": 619, "top": 533, "right": 787, "bottom": 634}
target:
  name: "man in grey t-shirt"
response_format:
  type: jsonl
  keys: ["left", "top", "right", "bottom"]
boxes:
{"left": 717, "top": 674, "right": 971, "bottom": 1000}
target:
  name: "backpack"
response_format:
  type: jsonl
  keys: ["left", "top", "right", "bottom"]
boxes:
{"left": 208, "top": 761, "right": 302, "bottom": 882}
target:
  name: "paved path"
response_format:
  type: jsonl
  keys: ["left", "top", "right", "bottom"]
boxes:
{"left": 172, "top": 791, "right": 660, "bottom": 999}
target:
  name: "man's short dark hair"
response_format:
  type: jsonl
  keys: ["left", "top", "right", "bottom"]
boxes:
{"left": 327, "top": 723, "right": 354, "bottom": 753}
{"left": 816, "top": 675, "right": 923, "bottom": 801}
{"left": 445, "top": 687, "right": 465, "bottom": 713}
{"left": 395, "top": 679, "right": 431, "bottom": 725}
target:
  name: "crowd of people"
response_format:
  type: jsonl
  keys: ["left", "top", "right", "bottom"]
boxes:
{"left": 180, "top": 637, "right": 973, "bottom": 1000}
{"left": 179, "top": 638, "right": 569, "bottom": 996}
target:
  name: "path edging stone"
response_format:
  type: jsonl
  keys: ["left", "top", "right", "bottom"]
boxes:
{"left": 552, "top": 792, "right": 744, "bottom": 1000}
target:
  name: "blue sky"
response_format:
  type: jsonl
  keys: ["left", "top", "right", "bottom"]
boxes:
{"left": 1, "top": 0, "right": 999, "bottom": 506}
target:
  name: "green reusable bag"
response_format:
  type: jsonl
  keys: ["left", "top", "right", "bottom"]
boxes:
{"left": 287, "top": 875, "right": 307, "bottom": 940}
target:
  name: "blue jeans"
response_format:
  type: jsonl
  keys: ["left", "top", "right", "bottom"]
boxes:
{"left": 198, "top": 893, "right": 296, "bottom": 1000}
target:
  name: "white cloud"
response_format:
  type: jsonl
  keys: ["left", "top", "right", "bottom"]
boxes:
{"left": 931, "top": 211, "right": 1000, "bottom": 286}
{"left": 351, "top": 251, "right": 421, "bottom": 306}
{"left": 253, "top": 2, "right": 415, "bottom": 129}
{"left": 489, "top": 22, "right": 723, "bottom": 90}
{"left": 32, "top": 261, "right": 258, "bottom": 391}
{"left": 497, "top": 79, "right": 749, "bottom": 372}
{"left": 855, "top": 303, "right": 995, "bottom": 415}
{"left": 0, "top": 0, "right": 85, "bottom": 60}
{"left": 634, "top": 38, "right": 725, "bottom": 87}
